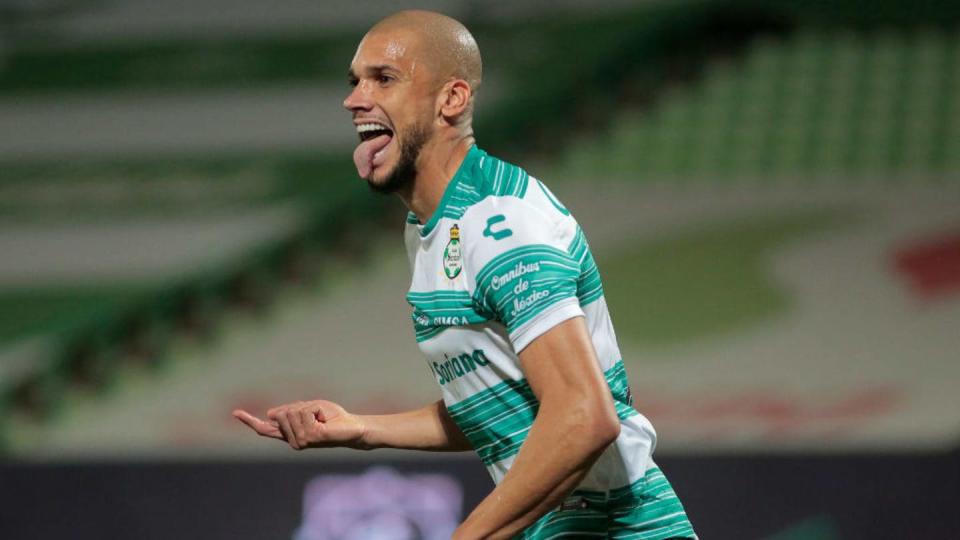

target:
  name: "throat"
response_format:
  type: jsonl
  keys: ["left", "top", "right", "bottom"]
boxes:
{"left": 405, "top": 143, "right": 474, "bottom": 228}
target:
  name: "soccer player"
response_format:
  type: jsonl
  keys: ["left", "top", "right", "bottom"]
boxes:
{"left": 234, "top": 10, "right": 697, "bottom": 539}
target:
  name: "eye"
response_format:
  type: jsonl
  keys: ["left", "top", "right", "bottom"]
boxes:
{"left": 377, "top": 74, "right": 394, "bottom": 85}
{"left": 348, "top": 77, "right": 359, "bottom": 88}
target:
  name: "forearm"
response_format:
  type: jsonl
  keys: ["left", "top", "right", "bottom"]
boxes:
{"left": 454, "top": 396, "right": 618, "bottom": 539}
{"left": 358, "top": 399, "right": 473, "bottom": 451}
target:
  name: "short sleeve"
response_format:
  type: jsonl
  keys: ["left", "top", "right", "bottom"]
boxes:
{"left": 465, "top": 199, "right": 584, "bottom": 352}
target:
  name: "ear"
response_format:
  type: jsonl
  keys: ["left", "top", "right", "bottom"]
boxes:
{"left": 436, "top": 79, "right": 472, "bottom": 124}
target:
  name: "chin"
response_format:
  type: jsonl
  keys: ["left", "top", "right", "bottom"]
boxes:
{"left": 365, "top": 165, "right": 403, "bottom": 194}
{"left": 369, "top": 162, "right": 395, "bottom": 184}
{"left": 364, "top": 126, "right": 423, "bottom": 195}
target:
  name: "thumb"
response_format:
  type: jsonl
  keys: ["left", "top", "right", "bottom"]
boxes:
{"left": 305, "top": 401, "right": 343, "bottom": 423}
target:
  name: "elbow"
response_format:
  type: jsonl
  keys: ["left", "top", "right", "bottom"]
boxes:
{"left": 546, "top": 393, "right": 621, "bottom": 454}
{"left": 593, "top": 406, "right": 621, "bottom": 449}
{"left": 577, "top": 399, "right": 620, "bottom": 453}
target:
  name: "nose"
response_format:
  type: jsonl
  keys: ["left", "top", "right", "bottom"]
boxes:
{"left": 343, "top": 80, "right": 373, "bottom": 113}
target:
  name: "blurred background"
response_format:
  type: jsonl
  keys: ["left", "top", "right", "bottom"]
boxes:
{"left": 1, "top": 0, "right": 959, "bottom": 538}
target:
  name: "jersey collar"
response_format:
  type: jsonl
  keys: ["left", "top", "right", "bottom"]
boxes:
{"left": 419, "top": 144, "right": 483, "bottom": 238}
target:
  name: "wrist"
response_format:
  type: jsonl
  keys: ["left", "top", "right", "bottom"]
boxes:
{"left": 351, "top": 415, "right": 377, "bottom": 450}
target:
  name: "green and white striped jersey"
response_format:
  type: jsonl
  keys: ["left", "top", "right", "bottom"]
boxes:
{"left": 405, "top": 145, "right": 657, "bottom": 490}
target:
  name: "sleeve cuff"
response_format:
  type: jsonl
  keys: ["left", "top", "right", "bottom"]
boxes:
{"left": 509, "top": 296, "right": 584, "bottom": 353}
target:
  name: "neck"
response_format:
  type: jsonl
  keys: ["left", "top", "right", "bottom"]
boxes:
{"left": 399, "top": 131, "right": 475, "bottom": 224}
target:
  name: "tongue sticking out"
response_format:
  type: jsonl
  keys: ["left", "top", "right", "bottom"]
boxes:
{"left": 353, "top": 134, "right": 392, "bottom": 178}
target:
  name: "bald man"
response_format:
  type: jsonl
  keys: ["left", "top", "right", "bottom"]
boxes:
{"left": 234, "top": 10, "right": 697, "bottom": 539}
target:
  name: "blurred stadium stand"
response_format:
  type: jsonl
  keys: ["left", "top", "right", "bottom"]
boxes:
{"left": 563, "top": 28, "right": 960, "bottom": 180}
{"left": 1, "top": 0, "right": 959, "bottom": 539}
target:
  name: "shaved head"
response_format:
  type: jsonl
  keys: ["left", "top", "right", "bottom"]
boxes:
{"left": 367, "top": 10, "right": 482, "bottom": 92}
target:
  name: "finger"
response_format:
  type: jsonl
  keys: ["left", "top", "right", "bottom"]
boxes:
{"left": 266, "top": 405, "right": 286, "bottom": 421}
{"left": 305, "top": 401, "right": 337, "bottom": 422}
{"left": 286, "top": 407, "right": 307, "bottom": 448}
{"left": 299, "top": 406, "right": 324, "bottom": 445}
{"left": 232, "top": 410, "right": 284, "bottom": 440}
{"left": 232, "top": 409, "right": 280, "bottom": 436}
{"left": 311, "top": 402, "right": 329, "bottom": 422}
{"left": 274, "top": 409, "right": 299, "bottom": 450}
{"left": 300, "top": 405, "right": 321, "bottom": 429}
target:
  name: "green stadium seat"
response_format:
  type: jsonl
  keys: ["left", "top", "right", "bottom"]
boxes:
{"left": 556, "top": 27, "right": 960, "bottom": 184}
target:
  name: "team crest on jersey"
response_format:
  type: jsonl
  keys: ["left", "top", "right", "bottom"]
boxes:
{"left": 443, "top": 224, "right": 463, "bottom": 279}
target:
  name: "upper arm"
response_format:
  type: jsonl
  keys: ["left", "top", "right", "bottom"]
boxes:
{"left": 518, "top": 317, "right": 620, "bottom": 439}
{"left": 518, "top": 317, "right": 610, "bottom": 403}
{"left": 462, "top": 194, "right": 616, "bottom": 426}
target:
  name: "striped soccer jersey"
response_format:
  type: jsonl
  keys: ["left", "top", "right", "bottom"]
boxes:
{"left": 404, "top": 145, "right": 657, "bottom": 490}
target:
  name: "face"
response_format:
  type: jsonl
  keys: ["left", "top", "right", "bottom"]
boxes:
{"left": 344, "top": 30, "right": 436, "bottom": 193}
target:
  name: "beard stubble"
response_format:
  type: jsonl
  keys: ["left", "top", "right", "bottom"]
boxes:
{"left": 366, "top": 122, "right": 430, "bottom": 195}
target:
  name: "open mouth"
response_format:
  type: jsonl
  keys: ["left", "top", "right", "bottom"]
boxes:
{"left": 357, "top": 122, "right": 394, "bottom": 142}
{"left": 353, "top": 122, "right": 396, "bottom": 178}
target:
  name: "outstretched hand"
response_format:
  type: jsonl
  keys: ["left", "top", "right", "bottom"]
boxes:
{"left": 232, "top": 400, "right": 367, "bottom": 451}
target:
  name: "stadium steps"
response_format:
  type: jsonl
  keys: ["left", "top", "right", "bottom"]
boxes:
{"left": 559, "top": 27, "right": 960, "bottom": 182}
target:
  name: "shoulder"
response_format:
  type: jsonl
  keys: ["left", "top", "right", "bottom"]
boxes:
{"left": 471, "top": 151, "right": 534, "bottom": 201}
{"left": 457, "top": 164, "right": 577, "bottom": 269}
{"left": 470, "top": 151, "right": 572, "bottom": 218}
{"left": 458, "top": 191, "right": 580, "bottom": 299}
{"left": 448, "top": 147, "right": 573, "bottom": 226}
{"left": 459, "top": 194, "right": 562, "bottom": 253}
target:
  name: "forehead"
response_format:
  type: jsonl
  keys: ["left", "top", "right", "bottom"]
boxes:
{"left": 351, "top": 28, "right": 423, "bottom": 72}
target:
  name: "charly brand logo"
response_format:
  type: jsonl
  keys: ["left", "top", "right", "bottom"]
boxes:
{"left": 482, "top": 214, "right": 513, "bottom": 241}
{"left": 443, "top": 224, "right": 463, "bottom": 279}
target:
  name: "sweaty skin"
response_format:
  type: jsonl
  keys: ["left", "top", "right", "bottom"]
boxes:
{"left": 345, "top": 11, "right": 482, "bottom": 217}
{"left": 369, "top": 10, "right": 482, "bottom": 91}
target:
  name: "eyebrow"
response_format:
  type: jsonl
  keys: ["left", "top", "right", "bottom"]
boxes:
{"left": 348, "top": 64, "right": 399, "bottom": 80}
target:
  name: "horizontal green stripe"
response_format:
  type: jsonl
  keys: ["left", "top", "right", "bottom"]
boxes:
{"left": 519, "top": 512, "right": 607, "bottom": 539}
{"left": 519, "top": 467, "right": 696, "bottom": 539}
{"left": 474, "top": 245, "right": 580, "bottom": 332}
{"left": 414, "top": 326, "right": 444, "bottom": 342}
{"left": 475, "top": 245, "right": 578, "bottom": 285}
{"left": 407, "top": 290, "right": 490, "bottom": 342}
{"left": 605, "top": 360, "right": 638, "bottom": 420}
{"left": 448, "top": 361, "right": 635, "bottom": 466}
{"left": 608, "top": 468, "right": 696, "bottom": 539}
{"left": 568, "top": 226, "right": 605, "bottom": 307}
{"left": 505, "top": 284, "right": 579, "bottom": 331}
{"left": 447, "top": 378, "right": 539, "bottom": 466}
{"left": 483, "top": 157, "right": 530, "bottom": 199}
{"left": 408, "top": 290, "right": 473, "bottom": 300}
{"left": 440, "top": 153, "right": 531, "bottom": 222}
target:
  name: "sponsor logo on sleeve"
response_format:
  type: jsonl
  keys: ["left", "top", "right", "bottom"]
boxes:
{"left": 490, "top": 261, "right": 550, "bottom": 318}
